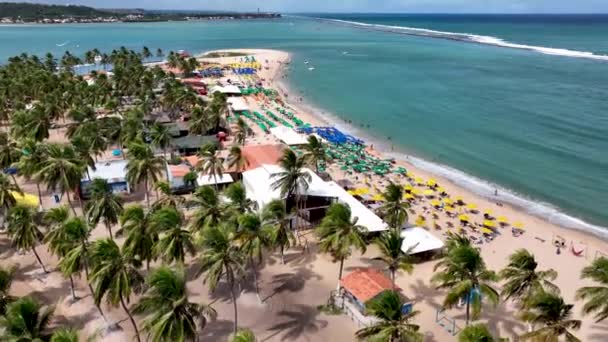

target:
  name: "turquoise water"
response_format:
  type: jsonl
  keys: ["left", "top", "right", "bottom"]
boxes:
{"left": 0, "top": 17, "right": 607, "bottom": 235}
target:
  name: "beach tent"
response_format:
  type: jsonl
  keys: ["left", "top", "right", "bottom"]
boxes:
{"left": 324, "top": 181, "right": 389, "bottom": 233}
{"left": 197, "top": 173, "right": 234, "bottom": 186}
{"left": 400, "top": 226, "right": 444, "bottom": 255}
{"left": 10, "top": 191, "right": 39, "bottom": 208}
{"left": 227, "top": 97, "right": 249, "bottom": 112}
{"left": 269, "top": 126, "right": 308, "bottom": 146}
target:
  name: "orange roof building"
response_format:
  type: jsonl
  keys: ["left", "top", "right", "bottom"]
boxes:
{"left": 241, "top": 144, "right": 285, "bottom": 171}
{"left": 340, "top": 268, "right": 401, "bottom": 304}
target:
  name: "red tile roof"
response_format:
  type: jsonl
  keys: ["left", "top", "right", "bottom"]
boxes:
{"left": 340, "top": 268, "right": 400, "bottom": 303}
{"left": 242, "top": 144, "right": 284, "bottom": 171}
{"left": 169, "top": 164, "right": 190, "bottom": 177}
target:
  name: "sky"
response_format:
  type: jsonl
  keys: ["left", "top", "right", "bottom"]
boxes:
{"left": 17, "top": 0, "right": 608, "bottom": 13}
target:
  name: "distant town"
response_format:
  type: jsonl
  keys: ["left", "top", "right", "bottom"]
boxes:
{"left": 0, "top": 2, "right": 281, "bottom": 24}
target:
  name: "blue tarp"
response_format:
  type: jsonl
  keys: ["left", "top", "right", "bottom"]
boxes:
{"left": 297, "top": 126, "right": 364, "bottom": 145}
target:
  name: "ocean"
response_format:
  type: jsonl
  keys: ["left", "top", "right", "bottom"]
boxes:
{"left": 0, "top": 15, "right": 607, "bottom": 236}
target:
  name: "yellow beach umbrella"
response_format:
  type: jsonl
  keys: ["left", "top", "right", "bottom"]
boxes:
{"left": 481, "top": 227, "right": 494, "bottom": 235}
{"left": 415, "top": 215, "right": 426, "bottom": 226}
{"left": 415, "top": 177, "right": 424, "bottom": 185}
{"left": 347, "top": 190, "right": 357, "bottom": 196}
{"left": 443, "top": 198, "right": 453, "bottom": 205}
{"left": 431, "top": 200, "right": 441, "bottom": 208}
{"left": 372, "top": 194, "right": 385, "bottom": 202}
{"left": 10, "top": 191, "right": 39, "bottom": 208}
{"left": 427, "top": 179, "right": 437, "bottom": 187}
{"left": 424, "top": 189, "right": 434, "bottom": 197}
{"left": 455, "top": 196, "right": 465, "bottom": 205}
{"left": 498, "top": 216, "right": 509, "bottom": 225}
{"left": 356, "top": 188, "right": 370, "bottom": 195}
{"left": 411, "top": 188, "right": 421, "bottom": 196}
{"left": 514, "top": 222, "right": 525, "bottom": 230}
{"left": 458, "top": 214, "right": 470, "bottom": 222}
{"left": 483, "top": 220, "right": 496, "bottom": 228}
{"left": 405, "top": 194, "right": 415, "bottom": 201}
{"left": 404, "top": 184, "right": 413, "bottom": 192}
{"left": 484, "top": 209, "right": 494, "bottom": 216}
{"left": 467, "top": 203, "right": 478, "bottom": 211}
{"left": 437, "top": 187, "right": 446, "bottom": 194}
{"left": 445, "top": 205, "right": 455, "bottom": 213}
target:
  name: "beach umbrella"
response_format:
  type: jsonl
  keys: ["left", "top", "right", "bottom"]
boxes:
{"left": 498, "top": 216, "right": 509, "bottom": 225}
{"left": 458, "top": 214, "right": 470, "bottom": 223}
{"left": 437, "top": 187, "right": 447, "bottom": 194}
{"left": 404, "top": 184, "right": 413, "bottom": 192}
{"left": 466, "top": 203, "right": 478, "bottom": 211}
{"left": 411, "top": 189, "right": 421, "bottom": 196}
{"left": 415, "top": 177, "right": 424, "bottom": 185}
{"left": 424, "top": 189, "right": 434, "bottom": 197}
{"left": 483, "top": 220, "right": 496, "bottom": 228}
{"left": 431, "top": 200, "right": 441, "bottom": 208}
{"left": 445, "top": 205, "right": 455, "bottom": 213}
{"left": 427, "top": 179, "right": 437, "bottom": 187}
{"left": 484, "top": 209, "right": 494, "bottom": 217}
{"left": 372, "top": 194, "right": 385, "bottom": 202}
{"left": 405, "top": 194, "right": 415, "bottom": 201}
{"left": 443, "top": 198, "right": 454, "bottom": 206}
{"left": 455, "top": 196, "right": 465, "bottom": 205}
{"left": 112, "top": 149, "right": 121, "bottom": 157}
{"left": 356, "top": 188, "right": 370, "bottom": 195}
{"left": 415, "top": 215, "right": 426, "bottom": 227}
{"left": 514, "top": 222, "right": 525, "bottom": 230}
{"left": 481, "top": 227, "right": 494, "bottom": 235}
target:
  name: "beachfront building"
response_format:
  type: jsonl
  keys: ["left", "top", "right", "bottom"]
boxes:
{"left": 339, "top": 268, "right": 413, "bottom": 325}
{"left": 80, "top": 160, "right": 130, "bottom": 199}
{"left": 166, "top": 163, "right": 195, "bottom": 193}
{"left": 171, "top": 135, "right": 217, "bottom": 156}
{"left": 269, "top": 126, "right": 308, "bottom": 146}
{"left": 400, "top": 226, "right": 445, "bottom": 257}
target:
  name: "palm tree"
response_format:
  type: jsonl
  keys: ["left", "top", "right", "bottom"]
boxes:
{"left": 520, "top": 292, "right": 581, "bottom": 341}
{"left": 151, "top": 206, "right": 196, "bottom": 264}
{"left": 197, "top": 144, "right": 224, "bottom": 191}
{"left": 355, "top": 290, "right": 422, "bottom": 342}
{"left": 117, "top": 205, "right": 158, "bottom": 270}
{"left": 374, "top": 229, "right": 414, "bottom": 288}
{"left": 262, "top": 199, "right": 296, "bottom": 264}
{"left": 198, "top": 224, "right": 246, "bottom": 334}
{"left": 189, "top": 186, "right": 226, "bottom": 232}
{"left": 302, "top": 135, "right": 327, "bottom": 173}
{"left": 234, "top": 117, "right": 249, "bottom": 146}
{"left": 126, "top": 141, "right": 166, "bottom": 208}
{"left": 231, "top": 328, "right": 257, "bottom": 342}
{"left": 458, "top": 323, "right": 495, "bottom": 342}
{"left": 86, "top": 178, "right": 123, "bottom": 239}
{"left": 43, "top": 206, "right": 79, "bottom": 300}
{"left": 6, "top": 205, "right": 48, "bottom": 273}
{"left": 150, "top": 122, "right": 172, "bottom": 157}
{"left": 499, "top": 249, "right": 559, "bottom": 305}
{"left": 431, "top": 242, "right": 499, "bottom": 325}
{"left": 89, "top": 238, "right": 143, "bottom": 342}
{"left": 132, "top": 266, "right": 217, "bottom": 341}
{"left": 225, "top": 182, "right": 253, "bottom": 214}
{"left": 153, "top": 181, "right": 185, "bottom": 209}
{"left": 0, "top": 265, "right": 16, "bottom": 315}
{"left": 227, "top": 145, "right": 249, "bottom": 176}
{"left": 0, "top": 297, "right": 54, "bottom": 341}
{"left": 576, "top": 256, "right": 608, "bottom": 322}
{"left": 0, "top": 132, "right": 21, "bottom": 181}
{"left": 316, "top": 203, "right": 367, "bottom": 286}
{"left": 236, "top": 213, "right": 270, "bottom": 302}
{"left": 50, "top": 328, "right": 79, "bottom": 342}
{"left": 379, "top": 182, "right": 409, "bottom": 229}
{"left": 35, "top": 143, "right": 85, "bottom": 215}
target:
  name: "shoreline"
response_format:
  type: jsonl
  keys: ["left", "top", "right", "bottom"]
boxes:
{"left": 266, "top": 50, "right": 608, "bottom": 247}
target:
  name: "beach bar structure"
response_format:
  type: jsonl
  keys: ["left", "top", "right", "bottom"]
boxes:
{"left": 269, "top": 126, "right": 308, "bottom": 146}
{"left": 209, "top": 85, "right": 241, "bottom": 96}
{"left": 400, "top": 226, "right": 445, "bottom": 256}
{"left": 80, "top": 160, "right": 130, "bottom": 199}
{"left": 227, "top": 97, "right": 250, "bottom": 112}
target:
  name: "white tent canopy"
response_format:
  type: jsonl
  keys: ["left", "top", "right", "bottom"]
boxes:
{"left": 325, "top": 181, "right": 389, "bottom": 233}
{"left": 400, "top": 227, "right": 444, "bottom": 255}
{"left": 82, "top": 160, "right": 128, "bottom": 183}
{"left": 269, "top": 126, "right": 308, "bottom": 146}
{"left": 209, "top": 85, "right": 241, "bottom": 95}
{"left": 197, "top": 173, "right": 234, "bottom": 186}
{"left": 227, "top": 97, "right": 249, "bottom": 112}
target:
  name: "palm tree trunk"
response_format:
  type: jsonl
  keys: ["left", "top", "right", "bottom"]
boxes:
{"left": 69, "top": 275, "right": 78, "bottom": 301}
{"left": 120, "top": 294, "right": 141, "bottom": 342}
{"left": 144, "top": 178, "right": 150, "bottom": 208}
{"left": 280, "top": 245, "right": 285, "bottom": 264}
{"left": 36, "top": 183, "right": 43, "bottom": 209}
{"left": 105, "top": 221, "right": 113, "bottom": 239}
{"left": 32, "top": 246, "right": 48, "bottom": 273}
{"left": 338, "top": 257, "right": 345, "bottom": 289}
{"left": 391, "top": 270, "right": 396, "bottom": 289}
{"left": 82, "top": 245, "right": 107, "bottom": 322}
{"left": 250, "top": 256, "right": 261, "bottom": 303}
{"left": 465, "top": 298, "right": 471, "bottom": 326}
{"left": 230, "top": 282, "right": 239, "bottom": 334}
{"left": 65, "top": 190, "right": 77, "bottom": 216}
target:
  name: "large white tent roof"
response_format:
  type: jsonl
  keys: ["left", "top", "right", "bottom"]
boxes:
{"left": 269, "top": 126, "right": 308, "bottom": 146}
{"left": 82, "top": 160, "right": 128, "bottom": 183}
{"left": 209, "top": 85, "right": 241, "bottom": 95}
{"left": 324, "top": 181, "right": 389, "bottom": 233}
{"left": 197, "top": 173, "right": 234, "bottom": 186}
{"left": 400, "top": 227, "right": 444, "bottom": 255}
{"left": 227, "top": 97, "right": 249, "bottom": 112}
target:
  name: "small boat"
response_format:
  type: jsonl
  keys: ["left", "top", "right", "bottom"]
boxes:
{"left": 308, "top": 67, "right": 315, "bottom": 71}
{"left": 304, "top": 60, "right": 309, "bottom": 64}
{"left": 56, "top": 41, "right": 70, "bottom": 47}
{"left": 342, "top": 51, "right": 348, "bottom": 55}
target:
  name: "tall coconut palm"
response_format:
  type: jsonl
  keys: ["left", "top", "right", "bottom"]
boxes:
{"left": 316, "top": 203, "right": 367, "bottom": 286}
{"left": 117, "top": 205, "right": 158, "bottom": 270}
{"left": 0, "top": 132, "right": 21, "bottom": 178}
{"left": 151, "top": 206, "right": 196, "bottom": 264}
{"left": 225, "top": 182, "right": 253, "bottom": 215}
{"left": 227, "top": 145, "right": 249, "bottom": 176}
{"left": 576, "top": 256, "right": 608, "bottom": 322}
{"left": 355, "top": 290, "right": 422, "bottom": 342}
{"left": 262, "top": 199, "right": 295, "bottom": 264}
{"left": 43, "top": 206, "right": 79, "bottom": 300}
{"left": 379, "top": 182, "right": 409, "bottom": 229}
{"left": 35, "top": 143, "right": 85, "bottom": 215}
{"left": 231, "top": 329, "right": 257, "bottom": 342}
{"left": 150, "top": 122, "right": 172, "bottom": 157}
{"left": 236, "top": 213, "right": 270, "bottom": 301}
{"left": 89, "top": 238, "right": 143, "bottom": 342}
{"left": 374, "top": 229, "right": 414, "bottom": 288}
{"left": 6, "top": 205, "right": 48, "bottom": 273}
{"left": 234, "top": 117, "right": 248, "bottom": 146}
{"left": 189, "top": 186, "right": 226, "bottom": 232}
{"left": 520, "top": 292, "right": 581, "bottom": 341}
{"left": 132, "top": 266, "right": 217, "bottom": 341}
{"left": 10, "top": 107, "right": 51, "bottom": 141}
{"left": 458, "top": 323, "right": 495, "bottom": 342}
{"left": 197, "top": 144, "right": 224, "bottom": 191}
{"left": 153, "top": 181, "right": 185, "bottom": 209}
{"left": 0, "top": 265, "right": 16, "bottom": 315}
{"left": 57, "top": 216, "right": 107, "bottom": 321}
{"left": 302, "top": 135, "right": 327, "bottom": 173}
{"left": 499, "top": 249, "right": 559, "bottom": 305}
{"left": 126, "top": 141, "right": 165, "bottom": 208}
{"left": 86, "top": 178, "right": 123, "bottom": 239}
{"left": 50, "top": 328, "right": 79, "bottom": 342}
{"left": 198, "top": 224, "right": 246, "bottom": 334}
{"left": 431, "top": 242, "right": 499, "bottom": 325}
{"left": 0, "top": 297, "right": 54, "bottom": 341}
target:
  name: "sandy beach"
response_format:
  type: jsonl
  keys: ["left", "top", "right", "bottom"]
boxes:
{"left": 1, "top": 47, "right": 607, "bottom": 341}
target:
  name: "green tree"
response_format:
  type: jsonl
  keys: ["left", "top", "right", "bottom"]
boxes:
{"left": 355, "top": 291, "right": 422, "bottom": 342}
{"left": 458, "top": 323, "right": 495, "bottom": 342}
{"left": 236, "top": 213, "right": 270, "bottom": 302}
{"left": 499, "top": 249, "right": 559, "bottom": 305}
{"left": 431, "top": 241, "right": 499, "bottom": 325}
{"left": 86, "top": 178, "right": 124, "bottom": 239}
{"left": 302, "top": 135, "right": 327, "bottom": 173}
{"left": 7, "top": 205, "right": 48, "bottom": 273}
{"left": 374, "top": 229, "right": 414, "bottom": 288}
{"left": 50, "top": 328, "right": 79, "bottom": 342}
{"left": 190, "top": 185, "right": 226, "bottom": 232}
{"left": 227, "top": 145, "right": 249, "bottom": 175}
{"left": 198, "top": 224, "right": 245, "bottom": 334}
{"left": 520, "top": 292, "right": 581, "bottom": 341}
{"left": 10, "top": 107, "right": 51, "bottom": 141}
{"left": 231, "top": 329, "right": 257, "bottom": 342}
{"left": 117, "top": 205, "right": 158, "bottom": 270}
{"left": 225, "top": 182, "right": 254, "bottom": 215}
{"left": 197, "top": 144, "right": 224, "bottom": 191}
{"left": 150, "top": 122, "right": 172, "bottom": 157}
{"left": 126, "top": 141, "right": 165, "bottom": 208}
{"left": 576, "top": 256, "right": 608, "bottom": 322}
{"left": 153, "top": 181, "right": 185, "bottom": 209}
{"left": 316, "top": 203, "right": 367, "bottom": 286}
{"left": 379, "top": 182, "right": 410, "bottom": 229}
{"left": 151, "top": 206, "right": 196, "bottom": 264}
{"left": 0, "top": 265, "right": 16, "bottom": 315}
{"left": 0, "top": 297, "right": 54, "bottom": 341}
{"left": 132, "top": 266, "right": 217, "bottom": 342}
{"left": 234, "top": 117, "right": 249, "bottom": 146}
{"left": 89, "top": 238, "right": 143, "bottom": 342}
{"left": 262, "top": 199, "right": 295, "bottom": 264}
